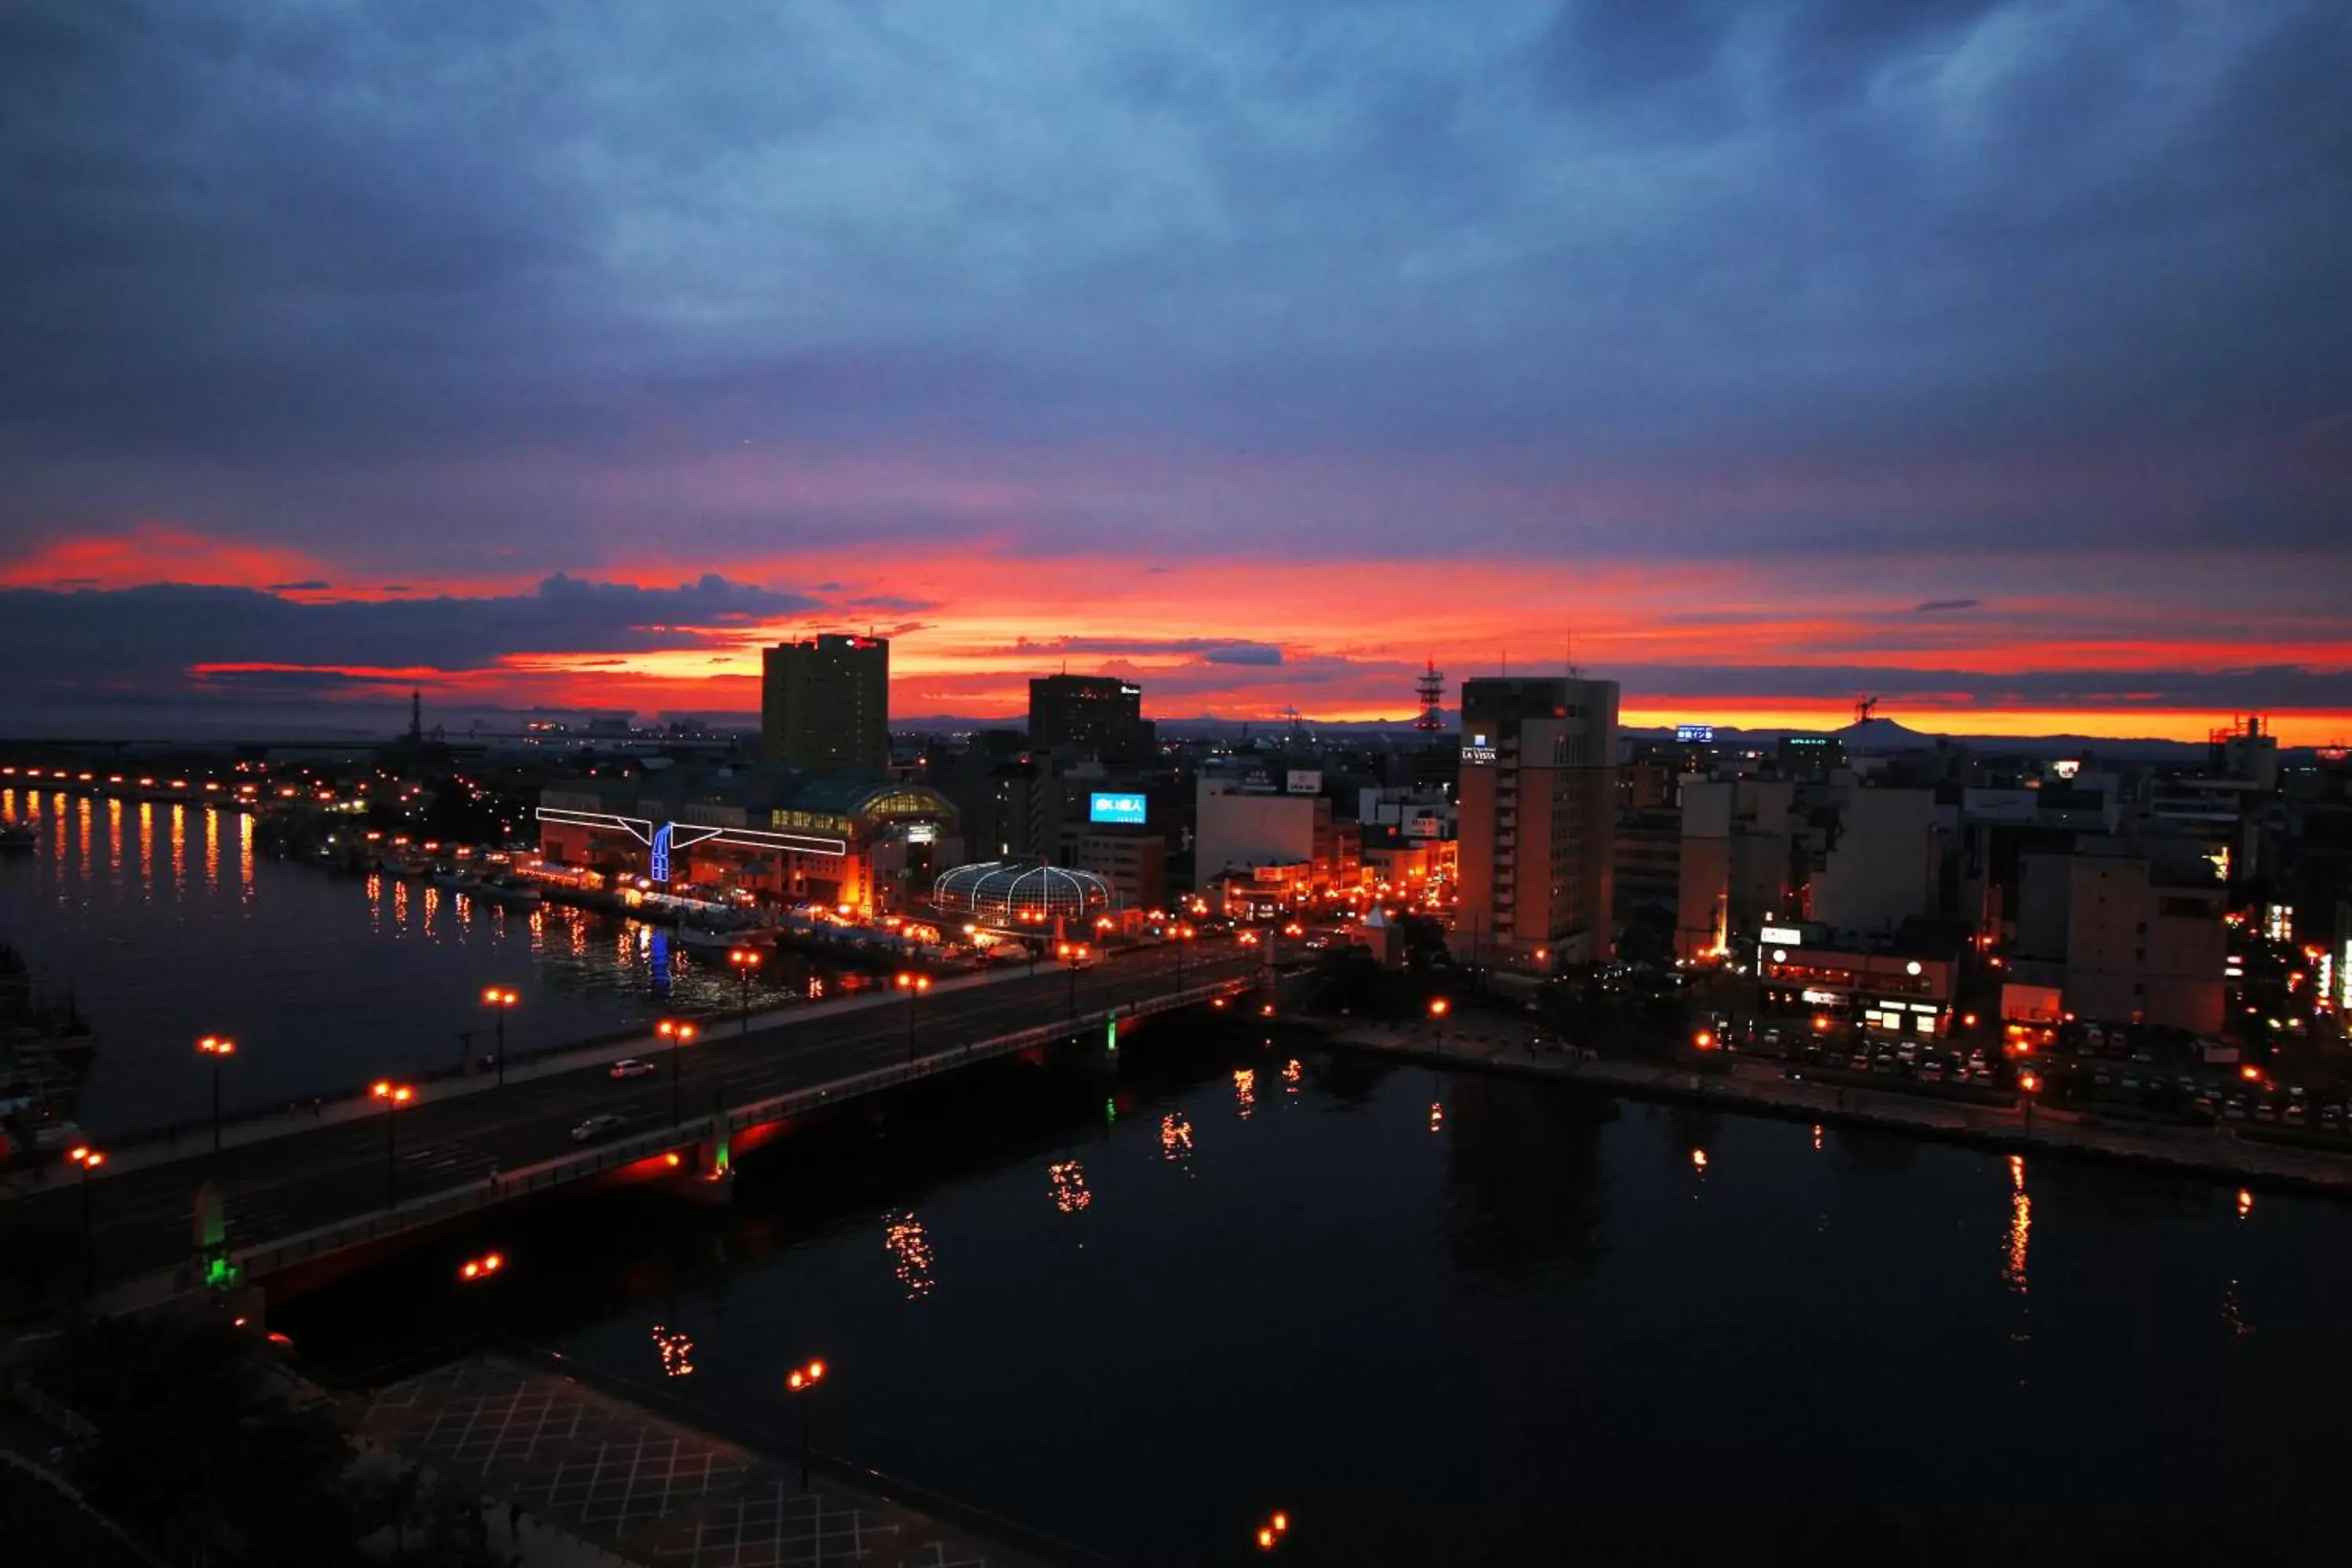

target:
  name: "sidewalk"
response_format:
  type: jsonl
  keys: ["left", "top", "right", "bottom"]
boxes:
{"left": 351, "top": 1352, "right": 1070, "bottom": 1567}
{"left": 1332, "top": 1018, "right": 2352, "bottom": 1196}
{"left": 0, "top": 956, "right": 1069, "bottom": 1200}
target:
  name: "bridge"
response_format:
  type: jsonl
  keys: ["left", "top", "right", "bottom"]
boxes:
{"left": 1, "top": 944, "right": 1270, "bottom": 1316}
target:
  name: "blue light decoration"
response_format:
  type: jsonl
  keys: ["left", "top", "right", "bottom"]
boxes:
{"left": 651, "top": 821, "right": 673, "bottom": 883}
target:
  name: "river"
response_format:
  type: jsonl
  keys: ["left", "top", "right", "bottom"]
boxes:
{"left": 0, "top": 786, "right": 856, "bottom": 1134}
{"left": 272, "top": 1019, "right": 2352, "bottom": 1565}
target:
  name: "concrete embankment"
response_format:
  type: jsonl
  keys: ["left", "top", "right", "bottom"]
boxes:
{"left": 1322, "top": 1020, "right": 2352, "bottom": 1198}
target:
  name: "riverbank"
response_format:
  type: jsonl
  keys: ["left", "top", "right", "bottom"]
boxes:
{"left": 1323, "top": 1016, "right": 2352, "bottom": 1199}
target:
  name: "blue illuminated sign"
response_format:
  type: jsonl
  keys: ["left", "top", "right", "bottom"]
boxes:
{"left": 1675, "top": 724, "right": 1715, "bottom": 744}
{"left": 650, "top": 822, "right": 673, "bottom": 883}
{"left": 1090, "top": 792, "right": 1148, "bottom": 825}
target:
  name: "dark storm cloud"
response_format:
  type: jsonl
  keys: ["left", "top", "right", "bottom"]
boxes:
{"left": 2, "top": 0, "right": 2349, "bottom": 587}
{"left": 1010, "top": 637, "right": 1285, "bottom": 666}
{"left": 0, "top": 575, "right": 812, "bottom": 695}
{"left": 1623, "top": 662, "right": 2352, "bottom": 712}
{"left": 1914, "top": 599, "right": 1980, "bottom": 614}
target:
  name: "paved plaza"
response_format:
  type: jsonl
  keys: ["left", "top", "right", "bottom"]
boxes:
{"left": 353, "top": 1356, "right": 1058, "bottom": 1568}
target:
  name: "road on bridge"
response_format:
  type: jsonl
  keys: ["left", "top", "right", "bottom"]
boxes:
{"left": 3, "top": 942, "right": 1263, "bottom": 1296}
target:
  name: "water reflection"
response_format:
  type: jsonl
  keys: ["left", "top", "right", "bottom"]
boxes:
{"left": 1159, "top": 1112, "right": 1195, "bottom": 1170}
{"left": 1048, "top": 1160, "right": 1092, "bottom": 1214}
{"left": 2004, "top": 1154, "right": 2031, "bottom": 1298}
{"left": 0, "top": 797, "right": 851, "bottom": 1131}
{"left": 884, "top": 1211, "right": 937, "bottom": 1298}
{"left": 652, "top": 1323, "right": 696, "bottom": 1377}
{"left": 1232, "top": 1067, "right": 1256, "bottom": 1120}
{"left": 1442, "top": 1076, "right": 1609, "bottom": 1280}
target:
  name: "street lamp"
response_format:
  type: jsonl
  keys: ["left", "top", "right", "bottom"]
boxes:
{"left": 2018, "top": 1069, "right": 2040, "bottom": 1134}
{"left": 1172, "top": 924, "right": 1194, "bottom": 990}
{"left": 458, "top": 1250, "right": 505, "bottom": 1282}
{"left": 1056, "top": 945, "right": 1088, "bottom": 1018}
{"left": 67, "top": 1144, "right": 104, "bottom": 1288}
{"left": 372, "top": 1080, "right": 415, "bottom": 1207}
{"left": 895, "top": 973, "right": 932, "bottom": 1062}
{"left": 658, "top": 1019, "right": 699, "bottom": 1124}
{"left": 481, "top": 988, "right": 518, "bottom": 1085}
{"left": 785, "top": 1356, "right": 828, "bottom": 1489}
{"left": 728, "top": 947, "right": 763, "bottom": 1035}
{"left": 1428, "top": 996, "right": 1449, "bottom": 1044}
{"left": 197, "top": 1035, "right": 236, "bottom": 1153}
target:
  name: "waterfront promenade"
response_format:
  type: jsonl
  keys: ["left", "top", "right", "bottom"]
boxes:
{"left": 1328, "top": 1015, "right": 2352, "bottom": 1196}
{"left": 352, "top": 1350, "right": 1072, "bottom": 1567}
{"left": 0, "top": 944, "right": 1261, "bottom": 1305}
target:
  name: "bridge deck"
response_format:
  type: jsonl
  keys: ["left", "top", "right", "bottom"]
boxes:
{"left": 0, "top": 946, "right": 1261, "bottom": 1311}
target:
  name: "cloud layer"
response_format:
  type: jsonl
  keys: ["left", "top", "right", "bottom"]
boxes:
{"left": 2, "top": 2, "right": 2349, "bottom": 737}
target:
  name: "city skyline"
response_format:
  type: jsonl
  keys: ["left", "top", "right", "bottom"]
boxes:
{"left": 5, "top": 2, "right": 2350, "bottom": 744}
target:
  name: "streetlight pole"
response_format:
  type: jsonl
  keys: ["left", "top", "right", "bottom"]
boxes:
{"left": 896, "top": 974, "right": 931, "bottom": 1063}
{"left": 729, "top": 948, "right": 762, "bottom": 1034}
{"left": 372, "top": 1080, "right": 413, "bottom": 1207}
{"left": 197, "top": 1035, "right": 235, "bottom": 1153}
{"left": 67, "top": 1144, "right": 104, "bottom": 1292}
{"left": 2019, "top": 1069, "right": 2039, "bottom": 1135}
{"left": 786, "top": 1358, "right": 828, "bottom": 1490}
{"left": 659, "top": 1020, "right": 698, "bottom": 1125}
{"left": 481, "top": 989, "right": 518, "bottom": 1085}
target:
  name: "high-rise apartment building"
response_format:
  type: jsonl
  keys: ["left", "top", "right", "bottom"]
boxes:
{"left": 1028, "top": 675, "right": 1153, "bottom": 764}
{"left": 1455, "top": 676, "right": 1620, "bottom": 967}
{"left": 762, "top": 634, "right": 888, "bottom": 775}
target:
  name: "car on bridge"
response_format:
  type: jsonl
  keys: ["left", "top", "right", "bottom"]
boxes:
{"left": 571, "top": 1113, "right": 632, "bottom": 1143}
{"left": 608, "top": 1058, "right": 657, "bottom": 1079}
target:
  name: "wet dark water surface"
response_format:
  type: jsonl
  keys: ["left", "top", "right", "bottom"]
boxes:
{"left": 274, "top": 1022, "right": 2352, "bottom": 1566}
{"left": 0, "top": 788, "right": 852, "bottom": 1132}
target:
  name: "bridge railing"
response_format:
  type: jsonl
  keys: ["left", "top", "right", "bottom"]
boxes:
{"left": 222, "top": 973, "right": 1258, "bottom": 1283}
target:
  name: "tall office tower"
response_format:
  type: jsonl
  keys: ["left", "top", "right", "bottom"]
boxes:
{"left": 762, "top": 634, "right": 889, "bottom": 775}
{"left": 1028, "top": 674, "right": 1153, "bottom": 764}
{"left": 1455, "top": 676, "right": 1621, "bottom": 967}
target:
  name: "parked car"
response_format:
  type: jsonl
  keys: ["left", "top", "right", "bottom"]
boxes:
{"left": 609, "top": 1058, "right": 657, "bottom": 1079}
{"left": 571, "top": 1113, "right": 630, "bottom": 1143}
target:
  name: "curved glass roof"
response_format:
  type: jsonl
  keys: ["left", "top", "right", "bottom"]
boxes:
{"left": 933, "top": 859, "right": 1115, "bottom": 915}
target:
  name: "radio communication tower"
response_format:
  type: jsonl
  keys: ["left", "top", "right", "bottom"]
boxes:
{"left": 1414, "top": 658, "right": 1446, "bottom": 731}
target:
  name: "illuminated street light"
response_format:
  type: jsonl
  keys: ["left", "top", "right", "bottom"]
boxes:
{"left": 2017, "top": 1069, "right": 2040, "bottom": 1134}
{"left": 785, "top": 1356, "right": 829, "bottom": 1487}
{"left": 729, "top": 946, "right": 764, "bottom": 1034}
{"left": 197, "top": 1034, "right": 237, "bottom": 1153}
{"left": 67, "top": 1144, "right": 106, "bottom": 1288}
{"left": 658, "top": 1019, "right": 700, "bottom": 1124}
{"left": 895, "top": 973, "right": 932, "bottom": 1063}
{"left": 458, "top": 1251, "right": 505, "bottom": 1282}
{"left": 372, "top": 1080, "right": 415, "bottom": 1207}
{"left": 481, "top": 987, "right": 519, "bottom": 1086}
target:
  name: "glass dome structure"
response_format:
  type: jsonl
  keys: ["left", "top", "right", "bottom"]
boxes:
{"left": 932, "top": 859, "right": 1114, "bottom": 923}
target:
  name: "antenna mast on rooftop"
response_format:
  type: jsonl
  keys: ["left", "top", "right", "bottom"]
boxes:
{"left": 1414, "top": 658, "right": 1446, "bottom": 731}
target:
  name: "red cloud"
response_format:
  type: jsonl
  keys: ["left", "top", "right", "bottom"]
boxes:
{"left": 2, "top": 524, "right": 335, "bottom": 597}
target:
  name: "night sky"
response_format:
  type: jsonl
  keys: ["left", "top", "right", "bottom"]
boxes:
{"left": 5, "top": 2, "right": 2349, "bottom": 741}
